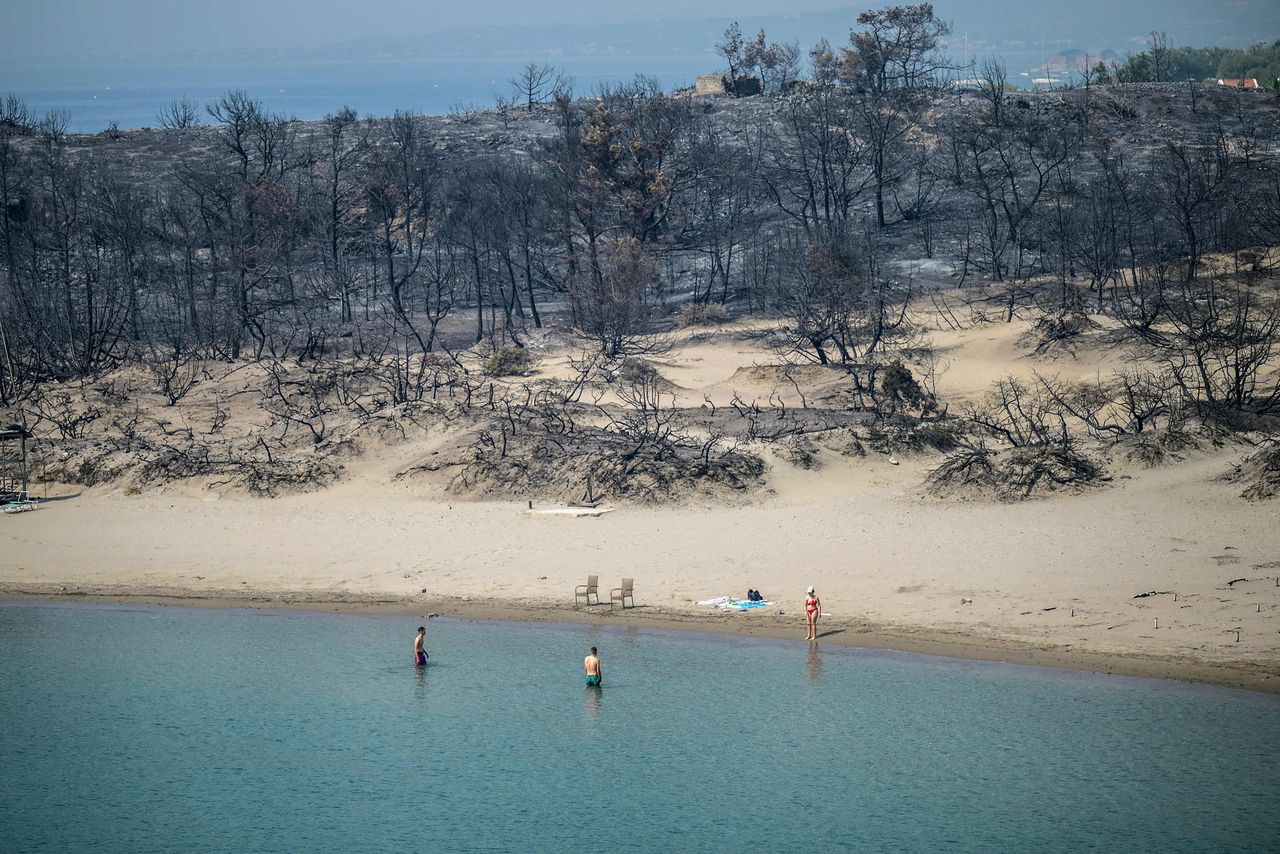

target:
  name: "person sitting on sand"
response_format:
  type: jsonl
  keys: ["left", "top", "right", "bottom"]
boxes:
{"left": 584, "top": 646, "right": 602, "bottom": 687}
{"left": 414, "top": 626, "right": 428, "bottom": 667}
{"left": 805, "top": 586, "right": 821, "bottom": 641}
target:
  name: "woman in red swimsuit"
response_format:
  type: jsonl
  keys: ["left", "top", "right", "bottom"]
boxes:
{"left": 805, "top": 586, "right": 821, "bottom": 641}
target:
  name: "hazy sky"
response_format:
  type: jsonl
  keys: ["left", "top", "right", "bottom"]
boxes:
{"left": 1, "top": 0, "right": 845, "bottom": 57}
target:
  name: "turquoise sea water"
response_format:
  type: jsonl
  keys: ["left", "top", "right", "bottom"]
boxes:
{"left": 1, "top": 602, "right": 1278, "bottom": 853}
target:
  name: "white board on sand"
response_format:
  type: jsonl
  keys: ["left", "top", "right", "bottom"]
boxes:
{"left": 526, "top": 505, "right": 616, "bottom": 518}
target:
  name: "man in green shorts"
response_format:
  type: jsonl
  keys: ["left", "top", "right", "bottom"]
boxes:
{"left": 584, "top": 646, "right": 602, "bottom": 687}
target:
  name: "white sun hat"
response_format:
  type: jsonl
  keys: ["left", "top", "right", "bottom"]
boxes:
{"left": 806, "top": 586, "right": 815, "bottom": 594}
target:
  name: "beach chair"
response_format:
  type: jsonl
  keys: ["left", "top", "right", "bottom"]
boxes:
{"left": 609, "top": 578, "right": 634, "bottom": 610}
{"left": 1, "top": 498, "right": 36, "bottom": 514}
{"left": 575, "top": 575, "right": 600, "bottom": 606}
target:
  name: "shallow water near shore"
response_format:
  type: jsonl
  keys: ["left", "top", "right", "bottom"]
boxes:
{"left": 2, "top": 602, "right": 1278, "bottom": 852}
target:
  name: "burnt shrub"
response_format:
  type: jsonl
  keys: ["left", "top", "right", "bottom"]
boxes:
{"left": 676, "top": 302, "right": 729, "bottom": 326}
{"left": 482, "top": 347, "right": 535, "bottom": 377}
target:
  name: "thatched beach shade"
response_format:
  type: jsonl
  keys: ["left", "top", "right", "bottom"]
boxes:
{"left": 0, "top": 423, "right": 33, "bottom": 499}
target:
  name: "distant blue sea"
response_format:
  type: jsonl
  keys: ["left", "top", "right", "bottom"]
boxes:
{"left": 0, "top": 47, "right": 1090, "bottom": 135}
{"left": 0, "top": 58, "right": 711, "bottom": 133}
{"left": 2, "top": 602, "right": 1278, "bottom": 852}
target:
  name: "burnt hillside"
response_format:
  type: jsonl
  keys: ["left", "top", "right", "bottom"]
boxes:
{"left": 2, "top": 76, "right": 1278, "bottom": 503}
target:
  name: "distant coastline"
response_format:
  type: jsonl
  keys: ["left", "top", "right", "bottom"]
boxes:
{"left": 7, "top": 3, "right": 1277, "bottom": 133}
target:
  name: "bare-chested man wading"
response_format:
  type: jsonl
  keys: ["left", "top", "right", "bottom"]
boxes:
{"left": 584, "top": 647, "right": 602, "bottom": 687}
{"left": 413, "top": 626, "right": 428, "bottom": 667}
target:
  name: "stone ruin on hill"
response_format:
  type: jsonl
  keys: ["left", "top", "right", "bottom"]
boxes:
{"left": 694, "top": 74, "right": 763, "bottom": 97}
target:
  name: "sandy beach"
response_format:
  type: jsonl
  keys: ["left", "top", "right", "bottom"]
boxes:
{"left": 5, "top": 448, "right": 1278, "bottom": 691}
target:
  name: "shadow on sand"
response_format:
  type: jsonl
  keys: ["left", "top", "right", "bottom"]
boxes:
{"left": 29, "top": 491, "right": 83, "bottom": 503}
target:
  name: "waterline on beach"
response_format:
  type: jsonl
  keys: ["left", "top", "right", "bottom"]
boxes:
{"left": 5, "top": 586, "right": 1276, "bottom": 693}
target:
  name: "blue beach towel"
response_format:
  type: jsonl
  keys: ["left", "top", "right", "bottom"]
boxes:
{"left": 720, "top": 600, "right": 773, "bottom": 610}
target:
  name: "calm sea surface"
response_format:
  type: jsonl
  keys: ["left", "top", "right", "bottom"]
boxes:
{"left": 1, "top": 602, "right": 1278, "bottom": 852}
{"left": 0, "top": 59, "right": 709, "bottom": 133}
